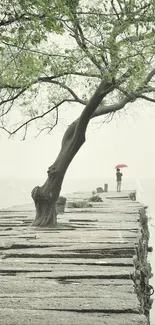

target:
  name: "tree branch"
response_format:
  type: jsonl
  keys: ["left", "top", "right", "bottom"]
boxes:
{"left": 139, "top": 95, "right": 155, "bottom": 103}
{"left": 22, "top": 123, "right": 28, "bottom": 140}
{"left": 0, "top": 85, "right": 22, "bottom": 90}
{"left": 2, "top": 41, "right": 67, "bottom": 58}
{"left": 111, "top": 0, "right": 120, "bottom": 20}
{"left": 2, "top": 99, "right": 75, "bottom": 136}
{"left": 74, "top": 80, "right": 115, "bottom": 136}
{"left": 39, "top": 70, "right": 101, "bottom": 79}
{"left": 0, "top": 70, "right": 101, "bottom": 92}
{"left": 92, "top": 68, "right": 155, "bottom": 118}
{"left": 35, "top": 106, "right": 59, "bottom": 138}
{"left": 92, "top": 96, "right": 132, "bottom": 118}
{"left": 39, "top": 77, "right": 86, "bottom": 104}
{"left": 144, "top": 68, "right": 155, "bottom": 84}
{"left": 0, "top": 87, "right": 28, "bottom": 111}
{"left": 0, "top": 13, "right": 25, "bottom": 26}
{"left": 117, "top": 31, "right": 155, "bottom": 47}
{"left": 61, "top": 80, "right": 115, "bottom": 147}
{"left": 0, "top": 13, "right": 45, "bottom": 27}
{"left": 64, "top": 19, "right": 103, "bottom": 72}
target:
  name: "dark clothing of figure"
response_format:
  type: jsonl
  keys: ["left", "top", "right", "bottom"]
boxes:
{"left": 116, "top": 171, "right": 123, "bottom": 181}
{"left": 116, "top": 170, "right": 123, "bottom": 192}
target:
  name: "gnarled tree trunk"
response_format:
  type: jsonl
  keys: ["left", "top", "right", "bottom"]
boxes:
{"left": 32, "top": 129, "right": 85, "bottom": 227}
{"left": 32, "top": 80, "right": 114, "bottom": 227}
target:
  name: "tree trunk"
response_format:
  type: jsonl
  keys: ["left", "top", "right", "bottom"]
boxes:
{"left": 32, "top": 128, "right": 85, "bottom": 227}
{"left": 32, "top": 80, "right": 114, "bottom": 227}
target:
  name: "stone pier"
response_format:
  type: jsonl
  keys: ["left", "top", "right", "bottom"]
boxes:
{"left": 0, "top": 190, "right": 152, "bottom": 324}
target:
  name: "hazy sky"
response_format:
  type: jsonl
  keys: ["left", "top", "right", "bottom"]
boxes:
{"left": 1, "top": 11, "right": 155, "bottom": 189}
{"left": 0, "top": 98, "right": 155, "bottom": 183}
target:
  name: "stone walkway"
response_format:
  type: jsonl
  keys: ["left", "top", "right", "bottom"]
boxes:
{"left": 0, "top": 191, "right": 148, "bottom": 324}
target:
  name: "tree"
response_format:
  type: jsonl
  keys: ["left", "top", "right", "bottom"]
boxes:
{"left": 0, "top": 0, "right": 155, "bottom": 226}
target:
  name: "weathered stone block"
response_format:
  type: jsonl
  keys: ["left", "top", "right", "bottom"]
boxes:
{"left": 96, "top": 187, "right": 104, "bottom": 193}
{"left": 56, "top": 196, "right": 67, "bottom": 214}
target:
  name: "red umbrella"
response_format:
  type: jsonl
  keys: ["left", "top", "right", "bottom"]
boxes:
{"left": 115, "top": 164, "right": 128, "bottom": 169}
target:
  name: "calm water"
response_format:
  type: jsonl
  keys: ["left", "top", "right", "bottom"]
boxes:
{"left": 0, "top": 177, "right": 155, "bottom": 323}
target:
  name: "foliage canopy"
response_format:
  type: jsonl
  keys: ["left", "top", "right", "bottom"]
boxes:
{"left": 0, "top": 0, "right": 155, "bottom": 136}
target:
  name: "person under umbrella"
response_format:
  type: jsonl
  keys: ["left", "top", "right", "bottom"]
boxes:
{"left": 116, "top": 168, "right": 123, "bottom": 192}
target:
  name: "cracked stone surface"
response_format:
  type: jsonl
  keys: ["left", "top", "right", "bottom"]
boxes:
{"left": 0, "top": 191, "right": 148, "bottom": 324}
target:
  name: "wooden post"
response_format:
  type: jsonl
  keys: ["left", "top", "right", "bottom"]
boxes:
{"left": 129, "top": 192, "right": 136, "bottom": 201}
{"left": 104, "top": 183, "right": 108, "bottom": 192}
{"left": 56, "top": 196, "right": 67, "bottom": 214}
